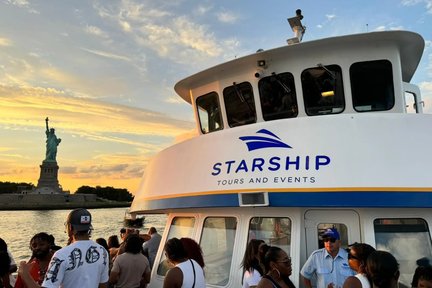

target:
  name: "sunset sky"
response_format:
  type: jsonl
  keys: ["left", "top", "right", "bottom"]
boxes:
{"left": 0, "top": 0, "right": 431, "bottom": 194}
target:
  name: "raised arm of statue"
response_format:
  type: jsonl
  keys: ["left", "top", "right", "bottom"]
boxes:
{"left": 45, "top": 117, "right": 49, "bottom": 133}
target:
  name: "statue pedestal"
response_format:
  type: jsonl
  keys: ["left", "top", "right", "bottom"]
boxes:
{"left": 35, "top": 160, "right": 63, "bottom": 194}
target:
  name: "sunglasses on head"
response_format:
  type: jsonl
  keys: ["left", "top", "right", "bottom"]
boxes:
{"left": 322, "top": 237, "right": 337, "bottom": 243}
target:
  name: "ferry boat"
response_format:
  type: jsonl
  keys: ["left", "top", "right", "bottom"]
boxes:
{"left": 131, "top": 11, "right": 432, "bottom": 288}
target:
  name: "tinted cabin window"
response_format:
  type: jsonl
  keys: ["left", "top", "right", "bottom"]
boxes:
{"left": 196, "top": 92, "right": 223, "bottom": 134}
{"left": 200, "top": 217, "right": 237, "bottom": 286}
{"left": 157, "top": 217, "right": 195, "bottom": 276}
{"left": 405, "top": 91, "right": 418, "bottom": 113}
{"left": 259, "top": 73, "right": 298, "bottom": 120}
{"left": 374, "top": 218, "right": 432, "bottom": 287}
{"left": 350, "top": 60, "right": 394, "bottom": 112}
{"left": 248, "top": 217, "right": 292, "bottom": 253}
{"left": 223, "top": 82, "right": 256, "bottom": 127}
{"left": 302, "top": 65, "right": 344, "bottom": 116}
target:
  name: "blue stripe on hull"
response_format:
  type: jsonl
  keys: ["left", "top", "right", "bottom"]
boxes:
{"left": 141, "top": 191, "right": 432, "bottom": 210}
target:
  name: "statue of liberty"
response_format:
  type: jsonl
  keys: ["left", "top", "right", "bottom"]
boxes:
{"left": 45, "top": 117, "right": 61, "bottom": 161}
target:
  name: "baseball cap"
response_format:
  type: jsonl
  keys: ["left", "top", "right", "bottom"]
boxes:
{"left": 67, "top": 208, "right": 93, "bottom": 232}
{"left": 321, "top": 228, "right": 340, "bottom": 240}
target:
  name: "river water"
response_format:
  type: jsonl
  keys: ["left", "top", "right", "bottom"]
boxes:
{"left": 0, "top": 208, "right": 166, "bottom": 263}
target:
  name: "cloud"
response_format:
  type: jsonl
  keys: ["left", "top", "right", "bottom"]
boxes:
{"left": 0, "top": 52, "right": 136, "bottom": 100}
{"left": 374, "top": 26, "right": 386, "bottom": 31}
{"left": 0, "top": 153, "right": 26, "bottom": 159}
{"left": 0, "top": 37, "right": 13, "bottom": 46}
{"left": 93, "top": 1, "right": 237, "bottom": 66}
{"left": 419, "top": 81, "right": 432, "bottom": 113}
{"left": 61, "top": 166, "right": 78, "bottom": 174}
{"left": 5, "top": 0, "right": 29, "bottom": 7}
{"left": 194, "top": 5, "right": 213, "bottom": 16}
{"left": 426, "top": 44, "right": 432, "bottom": 77}
{"left": 119, "top": 20, "right": 131, "bottom": 32}
{"left": 216, "top": 11, "right": 238, "bottom": 24}
{"left": 81, "top": 47, "right": 131, "bottom": 62}
{"left": 64, "top": 154, "right": 147, "bottom": 180}
{"left": 401, "top": 0, "right": 432, "bottom": 13}
{"left": 372, "top": 24, "right": 404, "bottom": 31}
{"left": 389, "top": 25, "right": 404, "bottom": 30}
{"left": 173, "top": 16, "right": 222, "bottom": 57}
{"left": 85, "top": 25, "right": 109, "bottom": 38}
{"left": 316, "top": 14, "right": 337, "bottom": 29}
{"left": 0, "top": 85, "right": 194, "bottom": 150}
{"left": 165, "top": 96, "right": 185, "bottom": 104}
{"left": 5, "top": 0, "right": 38, "bottom": 13}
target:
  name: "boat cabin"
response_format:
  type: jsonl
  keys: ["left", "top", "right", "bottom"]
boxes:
{"left": 174, "top": 31, "right": 425, "bottom": 135}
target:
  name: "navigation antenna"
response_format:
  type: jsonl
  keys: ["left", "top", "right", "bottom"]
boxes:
{"left": 287, "top": 9, "right": 306, "bottom": 45}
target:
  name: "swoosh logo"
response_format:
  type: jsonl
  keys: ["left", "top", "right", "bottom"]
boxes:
{"left": 239, "top": 129, "right": 292, "bottom": 151}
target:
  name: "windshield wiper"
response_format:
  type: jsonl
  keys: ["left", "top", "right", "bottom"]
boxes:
{"left": 317, "top": 63, "right": 336, "bottom": 79}
{"left": 271, "top": 72, "right": 291, "bottom": 93}
{"left": 233, "top": 82, "right": 254, "bottom": 113}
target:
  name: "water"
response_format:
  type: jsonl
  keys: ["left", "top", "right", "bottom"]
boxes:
{"left": 0, "top": 208, "right": 166, "bottom": 263}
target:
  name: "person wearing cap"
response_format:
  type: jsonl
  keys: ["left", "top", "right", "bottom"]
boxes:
{"left": 301, "top": 228, "right": 354, "bottom": 288}
{"left": 18, "top": 208, "right": 109, "bottom": 288}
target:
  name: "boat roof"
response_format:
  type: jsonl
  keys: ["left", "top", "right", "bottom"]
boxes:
{"left": 174, "top": 30, "right": 424, "bottom": 103}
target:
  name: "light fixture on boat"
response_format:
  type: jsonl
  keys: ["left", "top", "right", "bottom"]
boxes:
{"left": 257, "top": 60, "right": 267, "bottom": 68}
{"left": 287, "top": 9, "right": 306, "bottom": 45}
{"left": 238, "top": 192, "right": 269, "bottom": 207}
{"left": 255, "top": 69, "right": 264, "bottom": 78}
{"left": 321, "top": 91, "right": 334, "bottom": 97}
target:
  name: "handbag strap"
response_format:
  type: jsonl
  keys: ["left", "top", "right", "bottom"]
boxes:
{"left": 190, "top": 259, "right": 196, "bottom": 288}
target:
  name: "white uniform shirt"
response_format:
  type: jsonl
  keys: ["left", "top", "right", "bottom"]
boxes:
{"left": 301, "top": 248, "right": 354, "bottom": 288}
{"left": 42, "top": 240, "right": 109, "bottom": 288}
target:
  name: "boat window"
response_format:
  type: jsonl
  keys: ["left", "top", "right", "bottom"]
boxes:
{"left": 317, "top": 223, "right": 349, "bottom": 249}
{"left": 301, "top": 65, "right": 345, "bottom": 116}
{"left": 405, "top": 91, "right": 418, "bottom": 113}
{"left": 223, "top": 82, "right": 256, "bottom": 127}
{"left": 248, "top": 217, "right": 292, "bottom": 253}
{"left": 374, "top": 218, "right": 432, "bottom": 287}
{"left": 200, "top": 217, "right": 237, "bottom": 286}
{"left": 350, "top": 60, "right": 394, "bottom": 112}
{"left": 157, "top": 217, "right": 195, "bottom": 276}
{"left": 259, "top": 72, "right": 298, "bottom": 120}
{"left": 196, "top": 92, "right": 223, "bottom": 134}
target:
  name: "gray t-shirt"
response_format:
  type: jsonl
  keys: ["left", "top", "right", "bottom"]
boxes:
{"left": 111, "top": 252, "right": 150, "bottom": 288}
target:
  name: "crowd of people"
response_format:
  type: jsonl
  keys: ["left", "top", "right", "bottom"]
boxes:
{"left": 0, "top": 208, "right": 208, "bottom": 288}
{"left": 0, "top": 208, "right": 165, "bottom": 288}
{"left": 241, "top": 227, "right": 432, "bottom": 288}
{"left": 1, "top": 211, "right": 431, "bottom": 288}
